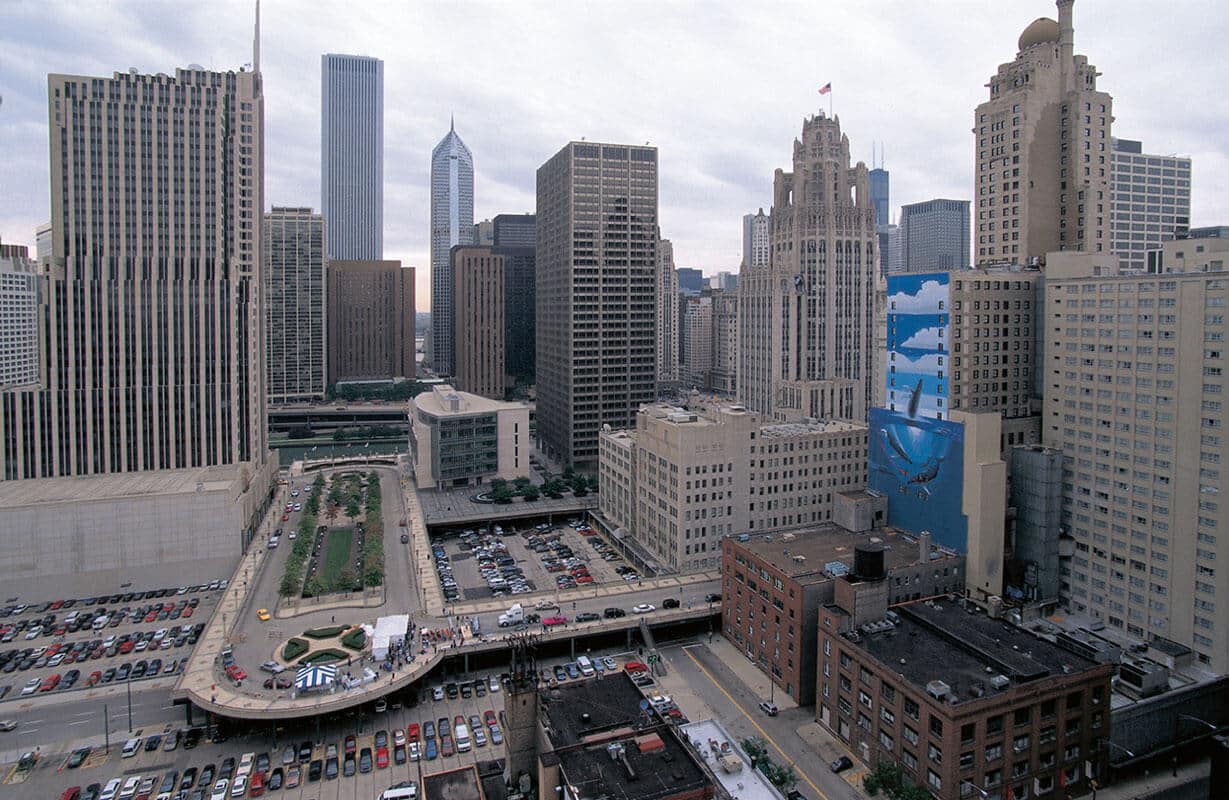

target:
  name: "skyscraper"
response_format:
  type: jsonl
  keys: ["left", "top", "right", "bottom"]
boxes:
{"left": 327, "top": 260, "right": 415, "bottom": 385}
{"left": 742, "top": 209, "right": 770, "bottom": 268}
{"left": 493, "top": 213, "right": 537, "bottom": 247}
{"left": 1109, "top": 137, "right": 1191, "bottom": 272}
{"left": 974, "top": 0, "right": 1113, "bottom": 266}
{"left": 870, "top": 164, "right": 892, "bottom": 277}
{"left": 656, "top": 239, "right": 680, "bottom": 390}
{"left": 898, "top": 198, "right": 971, "bottom": 272}
{"left": 264, "top": 207, "right": 327, "bottom": 403}
{"left": 536, "top": 141, "right": 658, "bottom": 471}
{"left": 676, "top": 267, "right": 704, "bottom": 295}
{"left": 738, "top": 112, "right": 877, "bottom": 422}
{"left": 429, "top": 119, "right": 475, "bottom": 377}
{"left": 681, "top": 295, "right": 713, "bottom": 388}
{"left": 0, "top": 243, "right": 40, "bottom": 391}
{"left": 710, "top": 288, "right": 738, "bottom": 395}
{"left": 451, "top": 246, "right": 506, "bottom": 400}
{"left": 321, "top": 54, "right": 383, "bottom": 260}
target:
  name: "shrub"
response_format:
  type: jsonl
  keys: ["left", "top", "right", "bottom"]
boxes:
{"left": 282, "top": 638, "right": 309, "bottom": 661}
{"left": 298, "top": 647, "right": 349, "bottom": 665}
{"left": 303, "top": 625, "right": 347, "bottom": 639}
{"left": 341, "top": 628, "right": 367, "bottom": 650}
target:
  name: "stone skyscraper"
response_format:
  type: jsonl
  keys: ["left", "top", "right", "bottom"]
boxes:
{"left": 264, "top": 207, "right": 328, "bottom": 403}
{"left": 656, "top": 238, "right": 680, "bottom": 390}
{"left": 321, "top": 54, "right": 383, "bottom": 260}
{"left": 738, "top": 112, "right": 877, "bottom": 422}
{"left": 974, "top": 0, "right": 1113, "bottom": 266}
{"left": 429, "top": 119, "right": 475, "bottom": 377}
{"left": 536, "top": 142, "right": 658, "bottom": 471}
{"left": 1110, "top": 138, "right": 1191, "bottom": 272}
{"left": 742, "top": 209, "right": 770, "bottom": 268}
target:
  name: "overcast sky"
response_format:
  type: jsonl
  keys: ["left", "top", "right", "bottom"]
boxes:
{"left": 2, "top": 0, "right": 1225, "bottom": 311}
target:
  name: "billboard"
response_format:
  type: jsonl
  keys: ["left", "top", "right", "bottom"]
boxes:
{"left": 886, "top": 272, "right": 950, "bottom": 420}
{"left": 868, "top": 406, "right": 967, "bottom": 553}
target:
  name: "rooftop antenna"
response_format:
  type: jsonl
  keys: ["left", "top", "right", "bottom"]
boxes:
{"left": 253, "top": 0, "right": 261, "bottom": 73}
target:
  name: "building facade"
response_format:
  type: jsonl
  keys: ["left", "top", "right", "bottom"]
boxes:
{"left": 1110, "top": 138, "right": 1191, "bottom": 273}
{"left": 264, "top": 207, "right": 327, "bottom": 404}
{"left": 743, "top": 209, "right": 770, "bottom": 268}
{"left": 682, "top": 295, "right": 713, "bottom": 388}
{"left": 711, "top": 288, "right": 738, "bottom": 395}
{"left": 898, "top": 199, "right": 971, "bottom": 273}
{"left": 974, "top": 1, "right": 1113, "bottom": 267}
{"left": 1148, "top": 234, "right": 1229, "bottom": 275}
{"left": 409, "top": 384, "right": 529, "bottom": 489}
{"left": 499, "top": 245, "right": 537, "bottom": 388}
{"left": 0, "top": 244, "right": 41, "bottom": 391}
{"left": 321, "top": 54, "right": 383, "bottom": 260}
{"left": 493, "top": 213, "right": 536, "bottom": 247}
{"left": 326, "top": 260, "right": 414, "bottom": 385}
{"left": 536, "top": 141, "right": 658, "bottom": 471}
{"left": 676, "top": 267, "right": 704, "bottom": 296}
{"left": 1044, "top": 267, "right": 1229, "bottom": 671}
{"left": 429, "top": 120, "right": 475, "bottom": 377}
{"left": 656, "top": 238, "right": 681, "bottom": 389}
{"left": 738, "top": 112, "right": 877, "bottom": 423}
{"left": 452, "top": 246, "right": 505, "bottom": 400}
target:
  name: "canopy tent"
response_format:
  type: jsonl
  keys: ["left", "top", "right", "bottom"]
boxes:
{"left": 295, "top": 664, "right": 336, "bottom": 691}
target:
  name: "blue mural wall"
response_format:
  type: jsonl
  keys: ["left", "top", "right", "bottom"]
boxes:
{"left": 868, "top": 406, "right": 968, "bottom": 553}
{"left": 886, "top": 272, "right": 950, "bottom": 420}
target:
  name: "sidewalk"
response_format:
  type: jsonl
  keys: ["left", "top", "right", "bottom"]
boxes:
{"left": 704, "top": 633, "right": 798, "bottom": 711}
{"left": 1090, "top": 759, "right": 1210, "bottom": 800}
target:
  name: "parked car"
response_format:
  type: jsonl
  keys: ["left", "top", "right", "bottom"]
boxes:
{"left": 758, "top": 701, "right": 779, "bottom": 717}
{"left": 830, "top": 756, "right": 853, "bottom": 774}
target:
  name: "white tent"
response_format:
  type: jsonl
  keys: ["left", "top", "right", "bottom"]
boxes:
{"left": 295, "top": 664, "right": 336, "bottom": 692}
{"left": 372, "top": 614, "right": 410, "bottom": 660}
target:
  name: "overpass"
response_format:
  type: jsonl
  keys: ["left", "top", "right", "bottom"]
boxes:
{"left": 268, "top": 402, "right": 409, "bottom": 435}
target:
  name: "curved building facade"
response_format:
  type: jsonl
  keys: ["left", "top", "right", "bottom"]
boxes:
{"left": 429, "top": 121, "right": 475, "bottom": 377}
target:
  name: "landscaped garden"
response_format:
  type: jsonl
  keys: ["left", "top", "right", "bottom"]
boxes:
{"left": 481, "top": 465, "right": 598, "bottom": 504}
{"left": 277, "top": 623, "right": 368, "bottom": 666}
{"left": 279, "top": 470, "right": 386, "bottom": 599}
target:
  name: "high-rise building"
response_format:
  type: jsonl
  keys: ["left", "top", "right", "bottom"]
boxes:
{"left": 0, "top": 244, "right": 40, "bottom": 391}
{"left": 710, "top": 288, "right": 738, "bottom": 395}
{"left": 681, "top": 295, "right": 712, "bottom": 388}
{"left": 709, "top": 271, "right": 738, "bottom": 291}
{"left": 326, "top": 260, "right": 415, "bottom": 385}
{"left": 676, "top": 267, "right": 704, "bottom": 295}
{"left": 738, "top": 112, "right": 877, "bottom": 423}
{"left": 264, "top": 207, "right": 327, "bottom": 404}
{"left": 321, "top": 54, "right": 383, "bottom": 260}
{"left": 869, "top": 165, "right": 890, "bottom": 227}
{"left": 742, "top": 209, "right": 770, "bottom": 268}
{"left": 492, "top": 213, "right": 536, "bottom": 247}
{"left": 898, "top": 198, "right": 971, "bottom": 272}
{"left": 1110, "top": 137, "right": 1191, "bottom": 272}
{"left": 429, "top": 119, "right": 475, "bottom": 377}
{"left": 491, "top": 214, "right": 537, "bottom": 387}
{"left": 451, "top": 246, "right": 505, "bottom": 400}
{"left": 472, "top": 219, "right": 494, "bottom": 246}
{"left": 656, "top": 239, "right": 680, "bottom": 390}
{"left": 34, "top": 223, "right": 52, "bottom": 263}
{"left": 536, "top": 141, "right": 658, "bottom": 471}
{"left": 974, "top": 0, "right": 1113, "bottom": 266}
{"left": 1044, "top": 262, "right": 1229, "bottom": 670}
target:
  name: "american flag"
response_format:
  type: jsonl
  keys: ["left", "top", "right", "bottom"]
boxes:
{"left": 818, "top": 82, "right": 832, "bottom": 95}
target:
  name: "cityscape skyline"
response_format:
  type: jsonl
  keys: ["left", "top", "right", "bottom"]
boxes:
{"left": 3, "top": 1, "right": 1225, "bottom": 312}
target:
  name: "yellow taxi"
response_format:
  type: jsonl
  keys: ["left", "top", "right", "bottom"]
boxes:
{"left": 256, "top": 608, "right": 271, "bottom": 622}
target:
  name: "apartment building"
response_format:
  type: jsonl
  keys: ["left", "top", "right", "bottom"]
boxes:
{"left": 711, "top": 288, "right": 738, "bottom": 395}
{"left": 656, "top": 239, "right": 681, "bottom": 390}
{"left": 326, "top": 259, "right": 415, "bottom": 385}
{"left": 0, "top": 244, "right": 40, "bottom": 391}
{"left": 264, "top": 207, "right": 327, "bottom": 404}
{"left": 452, "top": 246, "right": 506, "bottom": 400}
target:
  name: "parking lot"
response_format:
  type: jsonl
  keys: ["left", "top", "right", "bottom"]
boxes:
{"left": 0, "top": 585, "right": 225, "bottom": 705}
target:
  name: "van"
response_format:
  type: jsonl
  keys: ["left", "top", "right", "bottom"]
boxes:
{"left": 576, "top": 656, "right": 595, "bottom": 677}
{"left": 380, "top": 783, "right": 419, "bottom": 800}
{"left": 121, "top": 738, "right": 142, "bottom": 758}
{"left": 454, "top": 723, "right": 471, "bottom": 753}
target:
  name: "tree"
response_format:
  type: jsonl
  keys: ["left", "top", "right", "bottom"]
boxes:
{"left": 304, "top": 575, "right": 328, "bottom": 597}
{"left": 740, "top": 737, "right": 768, "bottom": 767}
{"left": 521, "top": 485, "right": 540, "bottom": 501}
{"left": 346, "top": 497, "right": 361, "bottom": 518}
{"left": 513, "top": 476, "right": 531, "bottom": 488}
{"left": 863, "top": 761, "right": 931, "bottom": 800}
{"left": 364, "top": 565, "right": 383, "bottom": 587}
{"left": 571, "top": 474, "right": 589, "bottom": 497}
{"left": 338, "top": 567, "right": 358, "bottom": 591}
{"left": 562, "top": 464, "right": 575, "bottom": 480}
{"left": 492, "top": 483, "right": 516, "bottom": 504}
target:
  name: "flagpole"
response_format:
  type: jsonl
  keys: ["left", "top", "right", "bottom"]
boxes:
{"left": 828, "top": 88, "right": 833, "bottom": 118}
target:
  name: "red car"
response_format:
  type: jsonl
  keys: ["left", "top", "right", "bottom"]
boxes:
{"left": 483, "top": 710, "right": 497, "bottom": 726}
{"left": 224, "top": 665, "right": 247, "bottom": 681}
{"left": 40, "top": 673, "right": 61, "bottom": 692}
{"left": 375, "top": 747, "right": 389, "bottom": 769}
{"left": 576, "top": 576, "right": 594, "bottom": 584}
{"left": 542, "top": 616, "right": 568, "bottom": 628}
{"left": 345, "top": 734, "right": 356, "bottom": 755}
{"left": 624, "top": 661, "right": 648, "bottom": 674}
{"left": 440, "top": 736, "right": 455, "bottom": 757}
{"left": 86, "top": 670, "right": 102, "bottom": 686}
{"left": 119, "top": 640, "right": 135, "bottom": 654}
{"left": 182, "top": 607, "right": 194, "bottom": 618}
{"left": 407, "top": 723, "right": 420, "bottom": 742}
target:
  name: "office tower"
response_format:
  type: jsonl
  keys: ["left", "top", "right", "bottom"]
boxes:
{"left": 869, "top": 165, "right": 889, "bottom": 226}
{"left": 0, "top": 244, "right": 40, "bottom": 390}
{"left": 452, "top": 246, "right": 505, "bottom": 400}
{"left": 710, "top": 288, "right": 738, "bottom": 395}
{"left": 709, "top": 271, "right": 738, "bottom": 291}
{"left": 1110, "top": 138, "right": 1192, "bottom": 272}
{"left": 321, "top": 54, "right": 383, "bottom": 260}
{"left": 499, "top": 244, "right": 536, "bottom": 387}
{"left": 326, "top": 260, "right": 415, "bottom": 385}
{"left": 536, "top": 141, "right": 658, "bottom": 471}
{"left": 264, "top": 207, "right": 327, "bottom": 404}
{"left": 676, "top": 267, "right": 703, "bottom": 295}
{"left": 738, "top": 112, "right": 876, "bottom": 422}
{"left": 429, "top": 119, "right": 475, "bottom": 376}
{"left": 473, "top": 219, "right": 494, "bottom": 246}
{"left": 656, "top": 239, "right": 680, "bottom": 390}
{"left": 1044, "top": 265, "right": 1229, "bottom": 671}
{"left": 34, "top": 223, "right": 52, "bottom": 262}
{"left": 681, "top": 295, "right": 712, "bottom": 388}
{"left": 492, "top": 213, "right": 536, "bottom": 247}
{"left": 742, "top": 209, "right": 770, "bottom": 268}
{"left": 409, "top": 384, "right": 529, "bottom": 490}
{"left": 974, "top": 0, "right": 1113, "bottom": 266}
{"left": 898, "top": 199, "right": 971, "bottom": 272}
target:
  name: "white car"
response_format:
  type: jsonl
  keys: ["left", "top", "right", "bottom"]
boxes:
{"left": 0, "top": 719, "right": 17, "bottom": 731}
{"left": 631, "top": 603, "right": 656, "bottom": 614}
{"left": 119, "top": 776, "right": 142, "bottom": 800}
{"left": 287, "top": 531, "right": 296, "bottom": 540}
{"left": 20, "top": 677, "right": 40, "bottom": 696}
{"left": 99, "top": 778, "right": 123, "bottom": 800}
{"left": 236, "top": 752, "right": 255, "bottom": 778}
{"left": 431, "top": 686, "right": 444, "bottom": 701}
{"left": 229, "top": 775, "right": 247, "bottom": 798}
{"left": 209, "top": 779, "right": 229, "bottom": 800}
{"left": 488, "top": 675, "right": 501, "bottom": 693}
{"left": 408, "top": 741, "right": 421, "bottom": 761}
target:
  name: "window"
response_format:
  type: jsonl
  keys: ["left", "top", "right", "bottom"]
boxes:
{"left": 902, "top": 749, "right": 918, "bottom": 771}
{"left": 961, "top": 723, "right": 976, "bottom": 744}
{"left": 904, "top": 726, "right": 919, "bottom": 746}
{"left": 986, "top": 715, "right": 1004, "bottom": 736}
{"left": 928, "top": 769, "right": 942, "bottom": 791}
{"left": 879, "top": 731, "right": 894, "bottom": 751}
{"left": 929, "top": 716, "right": 944, "bottom": 737}
{"left": 905, "top": 698, "right": 920, "bottom": 720}
{"left": 985, "top": 743, "right": 1003, "bottom": 762}
{"left": 1013, "top": 734, "right": 1031, "bottom": 754}
{"left": 881, "top": 682, "right": 896, "bottom": 703}
{"left": 929, "top": 743, "right": 943, "bottom": 764}
{"left": 881, "top": 708, "right": 896, "bottom": 726}
{"left": 960, "top": 751, "right": 975, "bottom": 770}
{"left": 1014, "top": 707, "right": 1032, "bottom": 727}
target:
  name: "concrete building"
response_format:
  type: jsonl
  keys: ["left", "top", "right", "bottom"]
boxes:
{"left": 742, "top": 209, "right": 770, "bottom": 269}
{"left": 1147, "top": 232, "right": 1229, "bottom": 275}
{"left": 536, "top": 141, "right": 658, "bottom": 471}
{"left": 721, "top": 527, "right": 964, "bottom": 705}
{"left": 409, "top": 384, "right": 529, "bottom": 489}
{"left": 321, "top": 54, "right": 383, "bottom": 260}
{"left": 430, "top": 119, "right": 475, "bottom": 377}
{"left": 711, "top": 288, "right": 738, "bottom": 395}
{"left": 0, "top": 38, "right": 276, "bottom": 579}
{"left": 817, "top": 591, "right": 1113, "bottom": 800}
{"left": 1043, "top": 266, "right": 1229, "bottom": 671}
{"left": 34, "top": 223, "right": 52, "bottom": 263}
{"left": 656, "top": 239, "right": 681, "bottom": 390}
{"left": 676, "top": 267, "right": 704, "bottom": 296}
{"left": 598, "top": 402, "right": 868, "bottom": 573}
{"left": 898, "top": 199, "right": 971, "bottom": 273}
{"left": 682, "top": 295, "right": 712, "bottom": 388}
{"left": 738, "top": 112, "right": 877, "bottom": 423}
{"left": 1110, "top": 138, "right": 1191, "bottom": 273}
{"left": 492, "top": 213, "right": 536, "bottom": 248}
{"left": 1008, "top": 444, "right": 1063, "bottom": 605}
{"left": 472, "top": 218, "right": 494, "bottom": 246}
{"left": 974, "top": 1, "right": 1113, "bottom": 267}
{"left": 709, "top": 271, "right": 738, "bottom": 291}
{"left": 326, "top": 260, "right": 415, "bottom": 385}
{"left": 451, "top": 246, "right": 505, "bottom": 400}
{"left": 264, "top": 207, "right": 327, "bottom": 404}
{"left": 0, "top": 244, "right": 41, "bottom": 391}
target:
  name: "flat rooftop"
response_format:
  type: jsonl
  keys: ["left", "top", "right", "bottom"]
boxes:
{"left": 423, "top": 765, "right": 484, "bottom": 800}
{"left": 850, "top": 599, "right": 1106, "bottom": 705}
{"left": 680, "top": 719, "right": 783, "bottom": 800}
{"left": 0, "top": 463, "right": 243, "bottom": 508}
{"left": 759, "top": 419, "right": 865, "bottom": 438}
{"left": 730, "top": 525, "right": 945, "bottom": 583}
{"left": 414, "top": 385, "right": 525, "bottom": 417}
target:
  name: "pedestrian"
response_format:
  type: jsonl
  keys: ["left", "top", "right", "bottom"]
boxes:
{"left": 331, "top": 615, "right": 335, "bottom": 623}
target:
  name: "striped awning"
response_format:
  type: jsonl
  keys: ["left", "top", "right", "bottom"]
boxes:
{"left": 295, "top": 664, "right": 337, "bottom": 690}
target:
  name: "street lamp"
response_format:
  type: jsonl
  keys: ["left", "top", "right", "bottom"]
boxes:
{"left": 1172, "top": 713, "right": 1220, "bottom": 776}
{"left": 960, "top": 780, "right": 990, "bottom": 798}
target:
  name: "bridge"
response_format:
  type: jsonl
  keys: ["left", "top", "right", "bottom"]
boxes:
{"left": 269, "top": 402, "right": 409, "bottom": 435}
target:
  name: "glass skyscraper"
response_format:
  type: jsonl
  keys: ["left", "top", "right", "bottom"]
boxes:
{"left": 429, "top": 120, "right": 475, "bottom": 377}
{"left": 321, "top": 53, "right": 383, "bottom": 261}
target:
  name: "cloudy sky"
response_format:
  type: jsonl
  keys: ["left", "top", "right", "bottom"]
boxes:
{"left": 2, "top": 0, "right": 1225, "bottom": 311}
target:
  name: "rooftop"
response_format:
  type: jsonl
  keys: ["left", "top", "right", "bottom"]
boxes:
{"left": 680, "top": 719, "right": 784, "bottom": 800}
{"left": 848, "top": 598, "right": 1108, "bottom": 706}
{"left": 759, "top": 419, "right": 865, "bottom": 438}
{"left": 413, "top": 385, "right": 526, "bottom": 418}
{"left": 0, "top": 463, "right": 245, "bottom": 509}
{"left": 729, "top": 525, "right": 947, "bottom": 583}
{"left": 423, "top": 765, "right": 484, "bottom": 800}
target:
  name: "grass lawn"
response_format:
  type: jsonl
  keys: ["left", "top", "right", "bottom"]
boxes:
{"left": 321, "top": 527, "right": 354, "bottom": 588}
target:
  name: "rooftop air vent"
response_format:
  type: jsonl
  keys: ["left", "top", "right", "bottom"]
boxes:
{"left": 926, "top": 680, "right": 950, "bottom": 700}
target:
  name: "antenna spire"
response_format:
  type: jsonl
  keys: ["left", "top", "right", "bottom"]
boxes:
{"left": 253, "top": 0, "right": 261, "bottom": 72}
